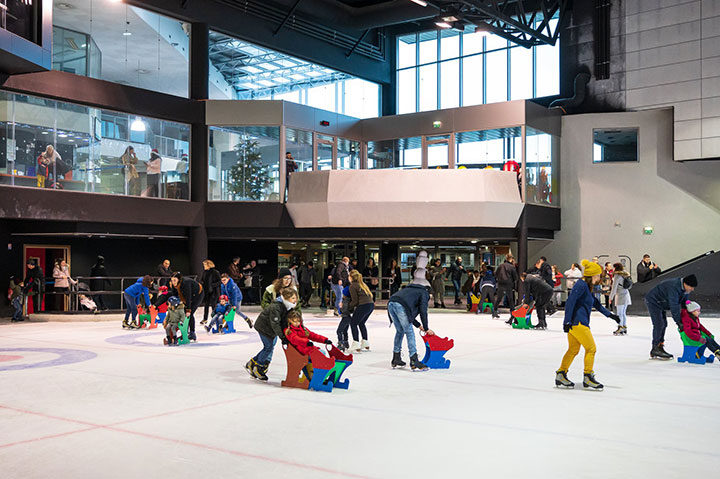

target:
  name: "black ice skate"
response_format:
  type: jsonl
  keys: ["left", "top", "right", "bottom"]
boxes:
{"left": 555, "top": 370, "right": 574, "bottom": 388}
{"left": 245, "top": 359, "right": 259, "bottom": 379}
{"left": 583, "top": 373, "right": 604, "bottom": 390}
{"left": 253, "top": 362, "right": 269, "bottom": 381}
{"left": 391, "top": 352, "right": 407, "bottom": 368}
{"left": 650, "top": 344, "right": 673, "bottom": 360}
{"left": 409, "top": 353, "right": 428, "bottom": 371}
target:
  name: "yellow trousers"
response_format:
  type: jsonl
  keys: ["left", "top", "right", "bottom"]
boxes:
{"left": 37, "top": 175, "right": 46, "bottom": 188}
{"left": 559, "top": 324, "right": 597, "bottom": 374}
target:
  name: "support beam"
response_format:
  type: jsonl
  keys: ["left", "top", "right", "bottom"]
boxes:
{"left": 274, "top": 0, "right": 303, "bottom": 36}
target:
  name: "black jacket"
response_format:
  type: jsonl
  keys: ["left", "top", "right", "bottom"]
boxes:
{"left": 386, "top": 266, "right": 402, "bottom": 286}
{"left": 637, "top": 261, "right": 662, "bottom": 283}
{"left": 448, "top": 261, "right": 466, "bottom": 281}
{"left": 254, "top": 299, "right": 289, "bottom": 339}
{"left": 90, "top": 262, "right": 111, "bottom": 291}
{"left": 156, "top": 278, "right": 203, "bottom": 307}
{"left": 495, "top": 261, "right": 519, "bottom": 286}
{"left": 157, "top": 264, "right": 172, "bottom": 278}
{"left": 243, "top": 265, "right": 261, "bottom": 287}
{"left": 298, "top": 265, "right": 316, "bottom": 285}
{"left": 388, "top": 283, "right": 430, "bottom": 331}
{"left": 523, "top": 274, "right": 553, "bottom": 304}
{"left": 23, "top": 266, "right": 45, "bottom": 294}
{"left": 540, "top": 262, "right": 554, "bottom": 287}
{"left": 201, "top": 268, "right": 221, "bottom": 296}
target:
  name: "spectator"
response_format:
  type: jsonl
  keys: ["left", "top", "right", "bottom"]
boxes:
{"left": 289, "top": 263, "right": 299, "bottom": 289}
{"left": 447, "top": 257, "right": 466, "bottom": 305}
{"left": 142, "top": 149, "right": 162, "bottom": 197}
{"left": 564, "top": 263, "right": 583, "bottom": 293}
{"left": 228, "top": 257, "right": 243, "bottom": 283}
{"left": 430, "top": 258, "right": 446, "bottom": 309}
{"left": 298, "top": 261, "right": 316, "bottom": 308}
{"left": 23, "top": 259, "right": 44, "bottom": 314}
{"left": 36, "top": 145, "right": 64, "bottom": 189}
{"left": 9, "top": 276, "right": 23, "bottom": 322}
{"left": 551, "top": 265, "right": 564, "bottom": 307}
{"left": 320, "top": 261, "right": 334, "bottom": 309}
{"left": 363, "top": 257, "right": 379, "bottom": 300}
{"left": 601, "top": 262, "right": 614, "bottom": 309}
{"left": 494, "top": 254, "right": 518, "bottom": 313}
{"left": 121, "top": 146, "right": 140, "bottom": 196}
{"left": 637, "top": 254, "right": 662, "bottom": 283}
{"left": 242, "top": 260, "right": 261, "bottom": 304}
{"left": 350, "top": 258, "right": 359, "bottom": 272}
{"left": 387, "top": 258, "right": 402, "bottom": 297}
{"left": 285, "top": 151, "right": 298, "bottom": 200}
{"left": 156, "top": 259, "right": 172, "bottom": 286}
{"left": 52, "top": 259, "right": 76, "bottom": 311}
{"left": 90, "top": 256, "right": 111, "bottom": 311}
{"left": 201, "top": 259, "right": 222, "bottom": 325}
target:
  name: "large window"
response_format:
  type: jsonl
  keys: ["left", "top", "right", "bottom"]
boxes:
{"left": 455, "top": 128, "right": 522, "bottom": 170}
{"left": 396, "top": 21, "right": 560, "bottom": 114}
{"left": 367, "top": 138, "right": 422, "bottom": 169}
{"left": 52, "top": 1, "right": 190, "bottom": 98}
{"left": 0, "top": 91, "right": 190, "bottom": 199}
{"left": 208, "top": 126, "right": 280, "bottom": 202}
{"left": 526, "top": 128, "right": 558, "bottom": 206}
{"left": 208, "top": 31, "right": 381, "bottom": 119}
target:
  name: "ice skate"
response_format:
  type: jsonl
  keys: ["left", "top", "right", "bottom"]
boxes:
{"left": 188, "top": 331, "right": 197, "bottom": 342}
{"left": 349, "top": 341, "right": 362, "bottom": 353}
{"left": 583, "top": 373, "right": 603, "bottom": 390}
{"left": 555, "top": 370, "right": 574, "bottom": 388}
{"left": 245, "top": 317, "right": 253, "bottom": 329}
{"left": 650, "top": 344, "right": 673, "bottom": 360}
{"left": 360, "top": 339, "right": 370, "bottom": 351}
{"left": 122, "top": 320, "right": 131, "bottom": 329}
{"left": 253, "top": 362, "right": 269, "bottom": 381}
{"left": 613, "top": 325, "right": 624, "bottom": 336}
{"left": 410, "top": 353, "right": 428, "bottom": 371}
{"left": 534, "top": 323, "right": 547, "bottom": 330}
{"left": 163, "top": 337, "right": 169, "bottom": 346}
{"left": 391, "top": 352, "right": 406, "bottom": 368}
{"left": 245, "top": 359, "right": 259, "bottom": 379}
{"left": 130, "top": 321, "right": 140, "bottom": 329}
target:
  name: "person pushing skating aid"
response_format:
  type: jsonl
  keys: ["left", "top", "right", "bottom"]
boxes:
{"left": 645, "top": 274, "right": 697, "bottom": 360}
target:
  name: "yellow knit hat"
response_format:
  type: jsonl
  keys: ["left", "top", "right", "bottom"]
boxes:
{"left": 581, "top": 259, "right": 602, "bottom": 277}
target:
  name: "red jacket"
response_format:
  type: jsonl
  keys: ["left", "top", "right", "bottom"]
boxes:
{"left": 680, "top": 309, "right": 713, "bottom": 343}
{"left": 284, "top": 322, "right": 328, "bottom": 355}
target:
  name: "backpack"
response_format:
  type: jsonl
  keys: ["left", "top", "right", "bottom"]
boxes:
{"left": 622, "top": 275, "right": 633, "bottom": 290}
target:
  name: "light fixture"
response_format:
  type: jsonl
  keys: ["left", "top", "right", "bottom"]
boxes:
{"left": 130, "top": 117, "right": 146, "bottom": 132}
{"left": 470, "top": 240, "right": 478, "bottom": 244}
{"left": 123, "top": 31, "right": 132, "bottom": 36}
{"left": 410, "top": 0, "right": 428, "bottom": 6}
{"left": 434, "top": 19, "right": 452, "bottom": 29}
{"left": 474, "top": 22, "right": 493, "bottom": 36}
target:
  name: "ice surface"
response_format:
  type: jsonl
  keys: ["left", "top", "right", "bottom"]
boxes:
{"left": 0, "top": 310, "right": 719, "bottom": 478}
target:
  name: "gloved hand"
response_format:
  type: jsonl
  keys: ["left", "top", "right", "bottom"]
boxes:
{"left": 609, "top": 313, "right": 620, "bottom": 323}
{"left": 324, "top": 339, "right": 332, "bottom": 345}
{"left": 563, "top": 323, "right": 571, "bottom": 333}
{"left": 306, "top": 341, "right": 314, "bottom": 347}
{"left": 700, "top": 336, "right": 707, "bottom": 344}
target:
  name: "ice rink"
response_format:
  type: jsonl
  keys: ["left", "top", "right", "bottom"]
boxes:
{"left": 1, "top": 309, "right": 719, "bottom": 478}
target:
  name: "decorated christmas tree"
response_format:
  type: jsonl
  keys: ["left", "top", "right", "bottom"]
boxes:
{"left": 228, "top": 138, "right": 270, "bottom": 200}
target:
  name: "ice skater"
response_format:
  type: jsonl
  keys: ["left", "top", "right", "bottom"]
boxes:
{"left": 246, "top": 288, "right": 298, "bottom": 381}
{"left": 220, "top": 273, "right": 253, "bottom": 328}
{"left": 387, "top": 250, "right": 435, "bottom": 371}
{"left": 555, "top": 260, "right": 620, "bottom": 391}
{"left": 336, "top": 285, "right": 352, "bottom": 352}
{"left": 509, "top": 272, "right": 553, "bottom": 329}
{"left": 644, "top": 274, "right": 697, "bottom": 360}
{"left": 348, "top": 270, "right": 374, "bottom": 353}
{"left": 284, "top": 311, "right": 333, "bottom": 380}
{"left": 609, "top": 262, "right": 632, "bottom": 335}
{"left": 163, "top": 296, "right": 184, "bottom": 346}
{"left": 123, "top": 275, "right": 152, "bottom": 329}
{"left": 681, "top": 301, "right": 720, "bottom": 360}
{"left": 204, "top": 295, "right": 230, "bottom": 333}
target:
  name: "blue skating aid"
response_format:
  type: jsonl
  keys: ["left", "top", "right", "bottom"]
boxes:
{"left": 420, "top": 332, "right": 454, "bottom": 369}
{"left": 678, "top": 331, "right": 716, "bottom": 364}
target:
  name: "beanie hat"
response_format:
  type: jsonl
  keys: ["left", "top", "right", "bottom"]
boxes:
{"left": 151, "top": 148, "right": 159, "bottom": 154}
{"left": 278, "top": 267, "right": 292, "bottom": 279}
{"left": 685, "top": 300, "right": 701, "bottom": 313}
{"left": 683, "top": 274, "right": 698, "bottom": 288}
{"left": 581, "top": 259, "right": 602, "bottom": 277}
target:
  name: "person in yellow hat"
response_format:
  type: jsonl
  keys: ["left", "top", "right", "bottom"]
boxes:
{"left": 555, "top": 259, "right": 620, "bottom": 391}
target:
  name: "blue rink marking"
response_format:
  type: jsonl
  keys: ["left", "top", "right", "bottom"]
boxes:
{"left": 106, "top": 332, "right": 257, "bottom": 348}
{"left": 0, "top": 348, "right": 97, "bottom": 372}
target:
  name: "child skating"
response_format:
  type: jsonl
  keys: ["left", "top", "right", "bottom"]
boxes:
{"left": 204, "top": 295, "right": 230, "bottom": 333}
{"left": 163, "top": 296, "right": 184, "bottom": 346}
{"left": 336, "top": 285, "right": 352, "bottom": 352}
{"left": 284, "top": 310, "right": 333, "bottom": 380}
{"left": 681, "top": 301, "right": 720, "bottom": 360}
{"left": 555, "top": 260, "right": 620, "bottom": 390}
{"left": 246, "top": 288, "right": 298, "bottom": 381}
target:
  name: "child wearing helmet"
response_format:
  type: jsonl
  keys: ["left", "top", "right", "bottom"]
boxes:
{"left": 205, "top": 295, "right": 231, "bottom": 334}
{"left": 164, "top": 296, "right": 185, "bottom": 346}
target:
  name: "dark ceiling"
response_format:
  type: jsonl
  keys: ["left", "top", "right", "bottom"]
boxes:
{"left": 336, "top": 0, "right": 397, "bottom": 5}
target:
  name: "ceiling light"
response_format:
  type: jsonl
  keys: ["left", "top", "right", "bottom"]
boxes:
{"left": 131, "top": 117, "right": 146, "bottom": 132}
{"left": 434, "top": 18, "right": 453, "bottom": 29}
{"left": 442, "top": 15, "right": 459, "bottom": 22}
{"left": 474, "top": 22, "right": 493, "bottom": 36}
{"left": 470, "top": 240, "right": 478, "bottom": 244}
{"left": 410, "top": 0, "right": 428, "bottom": 6}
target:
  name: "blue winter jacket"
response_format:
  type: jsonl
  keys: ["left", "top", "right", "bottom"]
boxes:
{"left": 124, "top": 278, "right": 151, "bottom": 306}
{"left": 388, "top": 283, "right": 430, "bottom": 330}
{"left": 214, "top": 302, "right": 231, "bottom": 316}
{"left": 563, "top": 279, "right": 612, "bottom": 328}
{"left": 220, "top": 278, "right": 242, "bottom": 305}
{"left": 479, "top": 271, "right": 497, "bottom": 289}
{"left": 645, "top": 278, "right": 689, "bottom": 326}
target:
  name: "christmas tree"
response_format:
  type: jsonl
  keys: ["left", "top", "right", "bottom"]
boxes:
{"left": 228, "top": 138, "right": 270, "bottom": 200}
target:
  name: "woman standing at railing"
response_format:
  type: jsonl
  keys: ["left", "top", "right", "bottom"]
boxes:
{"left": 53, "top": 259, "right": 77, "bottom": 311}
{"left": 90, "top": 256, "right": 111, "bottom": 311}
{"left": 142, "top": 149, "right": 162, "bottom": 197}
{"left": 363, "top": 257, "right": 379, "bottom": 301}
{"left": 387, "top": 258, "right": 402, "bottom": 297}
{"left": 121, "top": 146, "right": 140, "bottom": 196}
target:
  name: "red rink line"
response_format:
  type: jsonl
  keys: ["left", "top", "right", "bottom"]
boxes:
{"left": 0, "top": 403, "right": 375, "bottom": 478}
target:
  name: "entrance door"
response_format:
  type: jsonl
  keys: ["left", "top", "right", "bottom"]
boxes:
{"left": 23, "top": 245, "right": 71, "bottom": 313}
{"left": 424, "top": 134, "right": 455, "bottom": 169}
{"left": 315, "top": 134, "right": 336, "bottom": 170}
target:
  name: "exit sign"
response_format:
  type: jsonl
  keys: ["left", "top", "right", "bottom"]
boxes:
{"left": 643, "top": 226, "right": 653, "bottom": 235}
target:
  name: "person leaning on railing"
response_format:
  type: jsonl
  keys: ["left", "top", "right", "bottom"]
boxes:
{"left": 90, "top": 256, "right": 111, "bottom": 311}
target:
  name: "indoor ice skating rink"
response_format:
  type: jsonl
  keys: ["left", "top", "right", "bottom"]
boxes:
{"left": 1, "top": 309, "right": 719, "bottom": 478}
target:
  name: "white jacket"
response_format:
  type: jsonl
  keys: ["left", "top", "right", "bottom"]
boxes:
{"left": 564, "top": 268, "right": 583, "bottom": 291}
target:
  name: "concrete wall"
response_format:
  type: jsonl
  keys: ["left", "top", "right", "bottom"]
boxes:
{"left": 530, "top": 108, "right": 720, "bottom": 277}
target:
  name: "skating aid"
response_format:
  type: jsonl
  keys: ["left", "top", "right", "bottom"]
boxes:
{"left": 420, "top": 332, "right": 454, "bottom": 369}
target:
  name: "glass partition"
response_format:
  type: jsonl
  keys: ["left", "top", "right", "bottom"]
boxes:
{"left": 455, "top": 127, "right": 522, "bottom": 170}
{"left": 526, "top": 127, "right": 558, "bottom": 205}
{"left": 52, "top": 1, "right": 190, "bottom": 98}
{"left": 316, "top": 134, "right": 334, "bottom": 171}
{"left": 337, "top": 138, "right": 360, "bottom": 170}
{"left": 0, "top": 90, "right": 190, "bottom": 199}
{"left": 208, "top": 126, "right": 280, "bottom": 201}
{"left": 367, "top": 137, "right": 422, "bottom": 169}
{"left": 285, "top": 128, "right": 313, "bottom": 172}
{"left": 427, "top": 135, "right": 450, "bottom": 169}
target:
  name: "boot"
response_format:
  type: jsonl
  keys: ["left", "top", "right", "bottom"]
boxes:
{"left": 361, "top": 339, "right": 370, "bottom": 351}
{"left": 122, "top": 320, "right": 131, "bottom": 329}
{"left": 650, "top": 344, "right": 673, "bottom": 360}
{"left": 434, "top": 303, "right": 440, "bottom": 308}
{"left": 188, "top": 331, "right": 197, "bottom": 342}
{"left": 349, "top": 341, "right": 362, "bottom": 353}
{"left": 410, "top": 353, "right": 428, "bottom": 371}
{"left": 130, "top": 321, "right": 140, "bottom": 329}
{"left": 440, "top": 303, "right": 447, "bottom": 309}
{"left": 583, "top": 372, "right": 604, "bottom": 390}
{"left": 337, "top": 340, "right": 347, "bottom": 353}
{"left": 245, "top": 317, "right": 253, "bottom": 329}
{"left": 534, "top": 323, "right": 547, "bottom": 330}
{"left": 245, "top": 359, "right": 258, "bottom": 378}
{"left": 554, "top": 370, "right": 574, "bottom": 388}
{"left": 391, "top": 352, "right": 406, "bottom": 368}
{"left": 253, "top": 362, "right": 269, "bottom": 381}
{"left": 613, "top": 325, "right": 624, "bottom": 336}
{"left": 622, "top": 326, "right": 628, "bottom": 335}
{"left": 505, "top": 316, "right": 514, "bottom": 325}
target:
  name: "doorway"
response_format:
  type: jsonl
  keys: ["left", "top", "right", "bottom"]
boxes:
{"left": 23, "top": 244, "right": 71, "bottom": 313}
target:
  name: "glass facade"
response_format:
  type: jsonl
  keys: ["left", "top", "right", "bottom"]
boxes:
{"left": 208, "top": 31, "right": 380, "bottom": 119}
{"left": 52, "top": 1, "right": 190, "bottom": 98}
{"left": 455, "top": 128, "right": 522, "bottom": 170}
{"left": 337, "top": 138, "right": 361, "bottom": 170}
{"left": 208, "top": 126, "right": 280, "bottom": 201}
{"left": 367, "top": 138, "right": 422, "bottom": 169}
{"left": 0, "top": 90, "right": 190, "bottom": 199}
{"left": 285, "top": 128, "right": 313, "bottom": 172}
{"left": 396, "top": 21, "right": 560, "bottom": 114}
{"left": 526, "top": 127, "right": 558, "bottom": 205}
